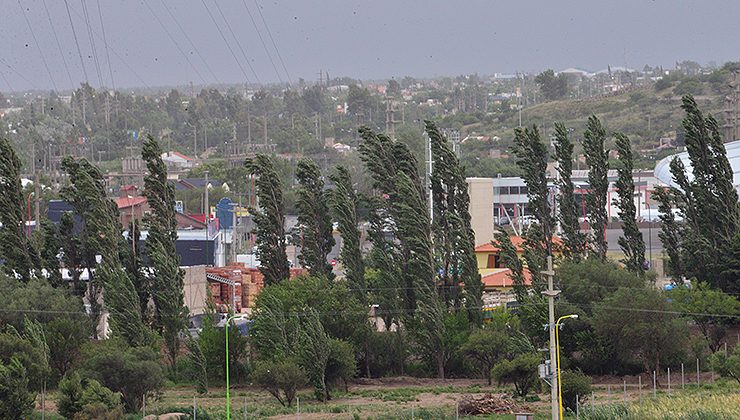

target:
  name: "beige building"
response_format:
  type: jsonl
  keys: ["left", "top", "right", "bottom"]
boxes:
{"left": 466, "top": 177, "right": 495, "bottom": 246}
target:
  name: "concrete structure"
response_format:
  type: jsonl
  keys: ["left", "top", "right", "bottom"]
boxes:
{"left": 183, "top": 265, "right": 208, "bottom": 316}
{"left": 466, "top": 177, "right": 495, "bottom": 246}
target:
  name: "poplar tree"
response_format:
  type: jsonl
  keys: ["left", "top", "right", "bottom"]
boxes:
{"left": 0, "top": 137, "right": 34, "bottom": 282}
{"left": 142, "top": 136, "right": 187, "bottom": 367}
{"left": 327, "top": 166, "right": 365, "bottom": 300}
{"left": 493, "top": 231, "right": 527, "bottom": 302}
{"left": 246, "top": 154, "right": 290, "bottom": 285}
{"left": 653, "top": 187, "right": 683, "bottom": 281}
{"left": 613, "top": 133, "right": 645, "bottom": 273}
{"left": 427, "top": 121, "right": 482, "bottom": 321}
{"left": 295, "top": 159, "right": 335, "bottom": 279}
{"left": 61, "top": 157, "right": 149, "bottom": 345}
{"left": 582, "top": 115, "right": 609, "bottom": 259}
{"left": 553, "top": 123, "right": 584, "bottom": 260}
{"left": 512, "top": 125, "right": 553, "bottom": 255}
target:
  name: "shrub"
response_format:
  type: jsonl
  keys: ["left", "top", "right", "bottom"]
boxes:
{"left": 491, "top": 353, "right": 540, "bottom": 397}
{"left": 57, "top": 372, "right": 85, "bottom": 419}
{"left": 251, "top": 358, "right": 306, "bottom": 407}
{"left": 560, "top": 369, "right": 592, "bottom": 412}
{"left": 58, "top": 372, "right": 123, "bottom": 419}
{"left": 0, "top": 357, "right": 35, "bottom": 419}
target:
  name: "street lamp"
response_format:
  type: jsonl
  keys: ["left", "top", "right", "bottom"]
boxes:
{"left": 224, "top": 314, "right": 237, "bottom": 420}
{"left": 556, "top": 314, "right": 578, "bottom": 419}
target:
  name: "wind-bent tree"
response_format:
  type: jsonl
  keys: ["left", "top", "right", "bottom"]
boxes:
{"left": 246, "top": 154, "right": 290, "bottom": 285}
{"left": 613, "top": 133, "right": 645, "bottom": 273}
{"left": 493, "top": 231, "right": 527, "bottom": 302}
{"left": 582, "top": 115, "right": 609, "bottom": 259}
{"left": 653, "top": 187, "right": 683, "bottom": 281}
{"left": 62, "top": 157, "right": 149, "bottom": 346}
{"left": 668, "top": 96, "right": 740, "bottom": 293}
{"left": 0, "top": 137, "right": 35, "bottom": 282}
{"left": 327, "top": 166, "right": 365, "bottom": 299}
{"left": 512, "top": 125, "right": 554, "bottom": 256}
{"left": 427, "top": 121, "right": 482, "bottom": 321}
{"left": 142, "top": 136, "right": 187, "bottom": 367}
{"left": 553, "top": 123, "right": 584, "bottom": 260}
{"left": 295, "top": 159, "right": 335, "bottom": 279}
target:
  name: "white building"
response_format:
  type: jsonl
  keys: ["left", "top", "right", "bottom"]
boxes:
{"left": 161, "top": 151, "right": 196, "bottom": 169}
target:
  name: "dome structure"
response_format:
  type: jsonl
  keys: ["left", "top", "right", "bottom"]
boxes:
{"left": 654, "top": 139, "right": 740, "bottom": 195}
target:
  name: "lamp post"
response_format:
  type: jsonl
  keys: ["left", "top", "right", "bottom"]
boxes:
{"left": 225, "top": 314, "right": 237, "bottom": 420}
{"left": 644, "top": 200, "right": 653, "bottom": 269}
{"left": 556, "top": 314, "right": 578, "bottom": 419}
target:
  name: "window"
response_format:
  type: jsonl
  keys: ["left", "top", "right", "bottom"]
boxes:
{"left": 519, "top": 186, "right": 528, "bottom": 195}
{"left": 487, "top": 254, "right": 502, "bottom": 268}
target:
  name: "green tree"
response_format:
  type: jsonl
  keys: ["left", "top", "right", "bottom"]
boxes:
{"left": 613, "top": 133, "right": 645, "bottom": 273}
{"left": 491, "top": 353, "right": 540, "bottom": 397}
{"left": 251, "top": 358, "right": 306, "bottom": 407}
{"left": 709, "top": 345, "right": 740, "bottom": 385}
{"left": 653, "top": 187, "right": 683, "bottom": 280}
{"left": 593, "top": 288, "right": 685, "bottom": 373}
{"left": 327, "top": 166, "right": 365, "bottom": 299}
{"left": 245, "top": 154, "right": 290, "bottom": 285}
{"left": 57, "top": 371, "right": 85, "bottom": 419}
{"left": 295, "top": 159, "right": 335, "bottom": 278}
{"left": 326, "top": 338, "right": 356, "bottom": 392}
{"left": 553, "top": 122, "right": 585, "bottom": 260}
{"left": 493, "top": 231, "right": 527, "bottom": 302}
{"left": 142, "top": 135, "right": 187, "bottom": 367}
{"left": 62, "top": 157, "right": 148, "bottom": 345}
{"left": 46, "top": 317, "right": 89, "bottom": 382}
{"left": 299, "top": 308, "right": 331, "bottom": 401}
{"left": 560, "top": 370, "right": 592, "bottom": 412}
{"left": 427, "top": 121, "right": 482, "bottom": 320}
{"left": 670, "top": 282, "right": 740, "bottom": 353}
{"left": 78, "top": 339, "right": 164, "bottom": 412}
{"left": 462, "top": 326, "right": 509, "bottom": 385}
{"left": 0, "top": 137, "right": 34, "bottom": 282}
{"left": 582, "top": 115, "right": 609, "bottom": 259}
{"left": 535, "top": 69, "right": 568, "bottom": 101}
{"left": 0, "top": 357, "right": 35, "bottom": 419}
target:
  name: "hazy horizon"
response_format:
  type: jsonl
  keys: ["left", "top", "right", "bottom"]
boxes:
{"left": 1, "top": 0, "right": 739, "bottom": 92}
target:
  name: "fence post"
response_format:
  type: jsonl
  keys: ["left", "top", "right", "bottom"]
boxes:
{"left": 244, "top": 396, "right": 247, "bottom": 420}
{"left": 607, "top": 384, "right": 611, "bottom": 400}
{"left": 653, "top": 371, "right": 657, "bottom": 398}
{"left": 576, "top": 394, "right": 580, "bottom": 420}
{"left": 193, "top": 396, "right": 196, "bottom": 420}
{"left": 455, "top": 401, "right": 459, "bottom": 420}
{"left": 590, "top": 391, "right": 594, "bottom": 410}
{"left": 623, "top": 379, "right": 627, "bottom": 402}
{"left": 681, "top": 363, "right": 685, "bottom": 389}
{"left": 638, "top": 375, "right": 642, "bottom": 404}
{"left": 142, "top": 395, "right": 146, "bottom": 418}
{"left": 697, "top": 358, "right": 700, "bottom": 386}
{"left": 668, "top": 367, "right": 671, "bottom": 394}
{"left": 296, "top": 396, "right": 300, "bottom": 420}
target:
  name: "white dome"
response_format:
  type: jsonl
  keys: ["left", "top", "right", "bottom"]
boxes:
{"left": 654, "top": 139, "right": 740, "bottom": 195}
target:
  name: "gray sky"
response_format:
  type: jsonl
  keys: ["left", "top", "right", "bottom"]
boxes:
{"left": 1, "top": 0, "right": 739, "bottom": 92}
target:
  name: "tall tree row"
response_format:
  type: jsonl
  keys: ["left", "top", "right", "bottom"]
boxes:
{"left": 61, "top": 157, "right": 149, "bottom": 345}
{"left": 552, "top": 123, "right": 585, "bottom": 260}
{"left": 0, "top": 137, "right": 35, "bottom": 282}
{"left": 427, "top": 120, "right": 482, "bottom": 321}
{"left": 582, "top": 115, "right": 609, "bottom": 259}
{"left": 295, "top": 159, "right": 335, "bottom": 279}
{"left": 613, "top": 133, "right": 645, "bottom": 273}
{"left": 246, "top": 154, "right": 290, "bottom": 285}
{"left": 142, "top": 136, "right": 187, "bottom": 367}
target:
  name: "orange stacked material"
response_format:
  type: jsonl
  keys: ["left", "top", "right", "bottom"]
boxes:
{"left": 207, "top": 264, "right": 310, "bottom": 313}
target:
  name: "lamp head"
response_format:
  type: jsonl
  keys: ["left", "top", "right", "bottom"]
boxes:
{"left": 570, "top": 314, "right": 579, "bottom": 319}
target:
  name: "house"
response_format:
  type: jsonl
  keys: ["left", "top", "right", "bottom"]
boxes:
{"left": 162, "top": 151, "right": 196, "bottom": 169}
{"left": 474, "top": 236, "right": 562, "bottom": 279}
{"left": 115, "top": 185, "right": 150, "bottom": 228}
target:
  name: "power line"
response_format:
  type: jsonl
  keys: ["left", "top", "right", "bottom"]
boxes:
{"left": 240, "top": 0, "right": 283, "bottom": 85}
{"left": 63, "top": 0, "right": 89, "bottom": 85}
{"left": 199, "top": 0, "right": 252, "bottom": 85}
{"left": 210, "top": 0, "right": 262, "bottom": 85}
{"left": 79, "top": 0, "right": 105, "bottom": 87}
{"left": 142, "top": 0, "right": 208, "bottom": 85}
{"left": 253, "top": 0, "right": 292, "bottom": 85}
{"left": 95, "top": 0, "right": 116, "bottom": 91}
{"left": 0, "top": 57, "right": 39, "bottom": 90}
{"left": 0, "top": 70, "right": 14, "bottom": 92}
{"left": 158, "top": 0, "right": 222, "bottom": 85}
{"left": 41, "top": 0, "right": 75, "bottom": 89}
{"left": 16, "top": 0, "right": 58, "bottom": 92}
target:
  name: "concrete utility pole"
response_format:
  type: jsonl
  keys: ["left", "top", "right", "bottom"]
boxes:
{"left": 542, "top": 255, "right": 560, "bottom": 420}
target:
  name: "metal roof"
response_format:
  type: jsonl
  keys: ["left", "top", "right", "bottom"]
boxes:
{"left": 654, "top": 139, "right": 740, "bottom": 193}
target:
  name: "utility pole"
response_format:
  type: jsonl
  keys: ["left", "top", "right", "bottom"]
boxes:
{"left": 426, "top": 133, "right": 433, "bottom": 220}
{"left": 542, "top": 255, "right": 560, "bottom": 420}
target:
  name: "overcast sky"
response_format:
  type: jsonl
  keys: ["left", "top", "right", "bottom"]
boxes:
{"left": 1, "top": 0, "right": 739, "bottom": 92}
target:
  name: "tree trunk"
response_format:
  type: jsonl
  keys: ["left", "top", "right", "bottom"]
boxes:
{"left": 437, "top": 354, "right": 445, "bottom": 379}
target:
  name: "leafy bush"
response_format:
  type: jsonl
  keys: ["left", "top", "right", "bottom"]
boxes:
{"left": 57, "top": 372, "right": 85, "bottom": 419}
{"left": 251, "top": 358, "right": 306, "bottom": 407}
{"left": 0, "top": 357, "right": 35, "bottom": 419}
{"left": 77, "top": 339, "right": 163, "bottom": 412}
{"left": 491, "top": 353, "right": 540, "bottom": 397}
{"left": 560, "top": 369, "right": 592, "bottom": 412}
{"left": 58, "top": 372, "right": 123, "bottom": 419}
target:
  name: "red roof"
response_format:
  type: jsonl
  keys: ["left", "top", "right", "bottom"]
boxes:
{"left": 121, "top": 184, "right": 138, "bottom": 191}
{"left": 169, "top": 151, "right": 193, "bottom": 161}
{"left": 115, "top": 196, "right": 147, "bottom": 209}
{"left": 481, "top": 268, "right": 533, "bottom": 288}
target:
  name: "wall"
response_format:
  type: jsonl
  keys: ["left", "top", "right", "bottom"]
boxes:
{"left": 467, "top": 177, "right": 495, "bottom": 246}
